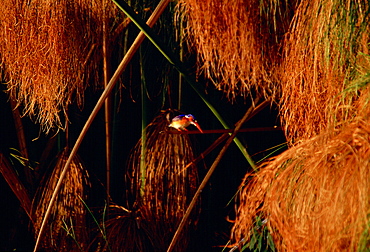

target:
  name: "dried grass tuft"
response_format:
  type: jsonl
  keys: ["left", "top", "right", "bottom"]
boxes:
{"left": 0, "top": 0, "right": 120, "bottom": 133}
{"left": 32, "top": 147, "right": 90, "bottom": 251}
{"left": 176, "top": 0, "right": 290, "bottom": 100}
{"left": 279, "top": 0, "right": 370, "bottom": 143}
{"left": 232, "top": 119, "right": 370, "bottom": 251}
{"left": 90, "top": 205, "right": 152, "bottom": 252}
{"left": 124, "top": 110, "right": 200, "bottom": 251}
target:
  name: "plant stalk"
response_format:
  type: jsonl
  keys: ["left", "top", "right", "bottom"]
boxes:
{"left": 167, "top": 97, "right": 261, "bottom": 252}
{"left": 139, "top": 48, "right": 147, "bottom": 198}
{"left": 103, "top": 0, "right": 112, "bottom": 212}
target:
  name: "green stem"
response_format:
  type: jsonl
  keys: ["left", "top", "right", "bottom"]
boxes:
{"left": 112, "top": 0, "right": 256, "bottom": 170}
{"left": 139, "top": 48, "right": 147, "bottom": 198}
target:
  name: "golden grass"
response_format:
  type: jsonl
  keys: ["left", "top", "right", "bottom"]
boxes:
{"left": 90, "top": 111, "right": 201, "bottom": 251}
{"left": 232, "top": 119, "right": 370, "bottom": 251}
{"left": 123, "top": 110, "right": 199, "bottom": 251}
{"left": 32, "top": 147, "right": 90, "bottom": 251}
{"left": 176, "top": 0, "right": 290, "bottom": 100}
{"left": 279, "top": 0, "right": 370, "bottom": 143}
{"left": 177, "top": 0, "right": 370, "bottom": 143}
{"left": 100, "top": 206, "right": 152, "bottom": 252}
{"left": 0, "top": 0, "right": 120, "bottom": 133}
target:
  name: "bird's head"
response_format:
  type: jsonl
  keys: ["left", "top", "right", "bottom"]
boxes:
{"left": 185, "top": 114, "right": 203, "bottom": 133}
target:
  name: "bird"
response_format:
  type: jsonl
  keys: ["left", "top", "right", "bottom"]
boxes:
{"left": 168, "top": 114, "right": 204, "bottom": 133}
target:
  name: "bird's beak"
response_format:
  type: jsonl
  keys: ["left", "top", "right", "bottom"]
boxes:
{"left": 191, "top": 121, "right": 204, "bottom": 133}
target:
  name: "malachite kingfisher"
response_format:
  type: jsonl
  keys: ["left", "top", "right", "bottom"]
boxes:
{"left": 169, "top": 114, "right": 204, "bottom": 133}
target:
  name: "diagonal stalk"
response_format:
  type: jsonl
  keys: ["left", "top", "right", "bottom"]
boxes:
{"left": 0, "top": 153, "right": 32, "bottom": 220}
{"left": 32, "top": 1, "right": 171, "bottom": 251}
{"left": 10, "top": 99, "right": 33, "bottom": 188}
{"left": 167, "top": 97, "right": 262, "bottom": 252}
{"left": 112, "top": 0, "right": 256, "bottom": 170}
